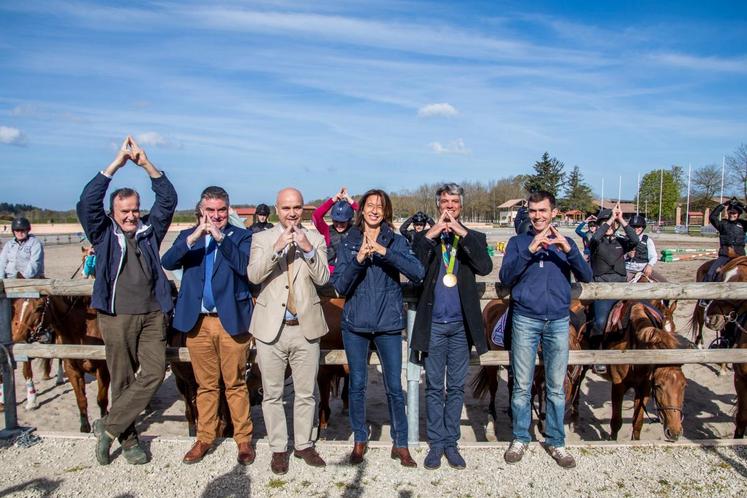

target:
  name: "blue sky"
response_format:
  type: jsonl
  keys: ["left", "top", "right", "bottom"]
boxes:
{"left": 1, "top": 0, "right": 745, "bottom": 210}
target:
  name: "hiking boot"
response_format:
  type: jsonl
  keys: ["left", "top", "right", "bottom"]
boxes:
{"left": 444, "top": 446, "right": 466, "bottom": 469}
{"left": 503, "top": 440, "right": 527, "bottom": 464}
{"left": 423, "top": 447, "right": 443, "bottom": 470}
{"left": 544, "top": 444, "right": 576, "bottom": 469}
{"left": 93, "top": 419, "right": 114, "bottom": 466}
{"left": 122, "top": 440, "right": 148, "bottom": 465}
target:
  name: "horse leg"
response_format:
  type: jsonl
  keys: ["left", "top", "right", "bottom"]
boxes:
{"left": 96, "top": 364, "right": 110, "bottom": 417}
{"left": 55, "top": 359, "right": 65, "bottom": 385}
{"left": 341, "top": 372, "right": 349, "bottom": 414}
{"left": 487, "top": 366, "right": 499, "bottom": 421}
{"left": 23, "top": 362, "right": 39, "bottom": 411}
{"left": 317, "top": 368, "right": 332, "bottom": 430}
{"left": 65, "top": 360, "right": 91, "bottom": 433}
{"left": 609, "top": 383, "right": 625, "bottom": 441}
{"left": 631, "top": 388, "right": 647, "bottom": 441}
{"left": 734, "top": 366, "right": 747, "bottom": 438}
{"left": 41, "top": 358, "right": 52, "bottom": 380}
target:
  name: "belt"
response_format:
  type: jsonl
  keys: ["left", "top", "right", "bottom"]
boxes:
{"left": 201, "top": 312, "right": 219, "bottom": 317}
{"left": 283, "top": 318, "right": 299, "bottom": 326}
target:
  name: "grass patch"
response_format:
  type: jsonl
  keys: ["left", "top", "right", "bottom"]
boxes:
{"left": 335, "top": 482, "right": 346, "bottom": 489}
{"left": 300, "top": 480, "right": 312, "bottom": 488}
{"left": 268, "top": 479, "right": 287, "bottom": 489}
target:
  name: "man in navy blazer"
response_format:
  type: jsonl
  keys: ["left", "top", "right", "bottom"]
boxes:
{"left": 162, "top": 186, "right": 255, "bottom": 466}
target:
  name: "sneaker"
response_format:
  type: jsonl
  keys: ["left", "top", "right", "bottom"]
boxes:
{"left": 444, "top": 446, "right": 466, "bottom": 469}
{"left": 424, "top": 447, "right": 443, "bottom": 470}
{"left": 93, "top": 419, "right": 114, "bottom": 465}
{"left": 544, "top": 445, "right": 576, "bottom": 469}
{"left": 503, "top": 440, "right": 527, "bottom": 464}
{"left": 122, "top": 440, "right": 148, "bottom": 465}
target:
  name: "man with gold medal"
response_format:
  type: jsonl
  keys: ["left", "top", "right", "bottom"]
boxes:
{"left": 410, "top": 183, "right": 493, "bottom": 470}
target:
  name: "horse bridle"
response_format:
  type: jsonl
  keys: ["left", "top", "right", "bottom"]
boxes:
{"left": 17, "top": 297, "right": 55, "bottom": 344}
{"left": 648, "top": 369, "right": 684, "bottom": 424}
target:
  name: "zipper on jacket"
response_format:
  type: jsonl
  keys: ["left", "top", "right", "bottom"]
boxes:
{"left": 109, "top": 230, "right": 126, "bottom": 314}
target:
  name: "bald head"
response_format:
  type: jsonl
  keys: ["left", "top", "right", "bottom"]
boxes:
{"left": 276, "top": 188, "right": 305, "bottom": 228}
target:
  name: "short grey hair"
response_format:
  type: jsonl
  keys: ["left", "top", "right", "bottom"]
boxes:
{"left": 200, "top": 186, "right": 230, "bottom": 207}
{"left": 435, "top": 183, "right": 464, "bottom": 208}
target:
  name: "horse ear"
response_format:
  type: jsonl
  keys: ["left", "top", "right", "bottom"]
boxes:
{"left": 668, "top": 301, "right": 678, "bottom": 314}
{"left": 81, "top": 246, "right": 87, "bottom": 253}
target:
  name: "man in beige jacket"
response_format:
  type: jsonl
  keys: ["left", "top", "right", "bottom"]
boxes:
{"left": 248, "top": 187, "right": 329, "bottom": 475}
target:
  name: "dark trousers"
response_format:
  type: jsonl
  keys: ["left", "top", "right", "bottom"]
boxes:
{"left": 591, "top": 299, "right": 616, "bottom": 337}
{"left": 424, "top": 321, "right": 470, "bottom": 449}
{"left": 343, "top": 329, "right": 408, "bottom": 448}
{"left": 98, "top": 311, "right": 166, "bottom": 441}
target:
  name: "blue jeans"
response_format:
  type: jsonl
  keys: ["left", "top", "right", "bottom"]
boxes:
{"left": 510, "top": 313, "right": 569, "bottom": 447}
{"left": 424, "top": 321, "right": 470, "bottom": 449}
{"left": 342, "top": 329, "right": 408, "bottom": 447}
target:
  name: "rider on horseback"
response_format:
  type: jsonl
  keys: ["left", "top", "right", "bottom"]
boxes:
{"left": 588, "top": 205, "right": 639, "bottom": 374}
{"left": 248, "top": 203, "right": 274, "bottom": 233}
{"left": 705, "top": 197, "right": 747, "bottom": 283}
{"left": 0, "top": 217, "right": 44, "bottom": 279}
{"left": 625, "top": 214, "right": 667, "bottom": 282}
{"left": 400, "top": 211, "right": 435, "bottom": 243}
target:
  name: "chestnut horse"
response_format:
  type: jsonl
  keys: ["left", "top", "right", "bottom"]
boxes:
{"left": 470, "top": 299, "right": 585, "bottom": 432}
{"left": 570, "top": 301, "right": 686, "bottom": 441}
{"left": 12, "top": 296, "right": 110, "bottom": 432}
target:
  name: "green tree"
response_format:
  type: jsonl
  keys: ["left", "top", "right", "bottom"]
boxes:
{"left": 636, "top": 167, "right": 681, "bottom": 222}
{"left": 560, "top": 166, "right": 594, "bottom": 213}
{"left": 523, "top": 152, "right": 566, "bottom": 196}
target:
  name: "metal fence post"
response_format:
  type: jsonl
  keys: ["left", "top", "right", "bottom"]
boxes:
{"left": 405, "top": 303, "right": 421, "bottom": 447}
{"left": 0, "top": 282, "right": 20, "bottom": 437}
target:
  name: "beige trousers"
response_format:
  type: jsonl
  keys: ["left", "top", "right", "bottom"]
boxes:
{"left": 255, "top": 323, "right": 320, "bottom": 452}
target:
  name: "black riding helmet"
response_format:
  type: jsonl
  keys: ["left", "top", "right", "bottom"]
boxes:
{"left": 11, "top": 217, "right": 31, "bottom": 231}
{"left": 412, "top": 211, "right": 428, "bottom": 225}
{"left": 628, "top": 214, "right": 646, "bottom": 229}
{"left": 727, "top": 197, "right": 745, "bottom": 214}
{"left": 595, "top": 208, "right": 613, "bottom": 224}
{"left": 255, "top": 204, "right": 271, "bottom": 216}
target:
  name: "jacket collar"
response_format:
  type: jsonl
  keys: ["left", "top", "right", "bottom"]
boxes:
{"left": 348, "top": 223, "right": 395, "bottom": 247}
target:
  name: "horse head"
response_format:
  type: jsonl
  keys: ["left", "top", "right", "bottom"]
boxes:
{"left": 652, "top": 365, "right": 686, "bottom": 441}
{"left": 11, "top": 297, "right": 54, "bottom": 345}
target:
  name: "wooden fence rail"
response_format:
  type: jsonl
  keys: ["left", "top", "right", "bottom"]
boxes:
{"left": 10, "top": 343, "right": 747, "bottom": 366}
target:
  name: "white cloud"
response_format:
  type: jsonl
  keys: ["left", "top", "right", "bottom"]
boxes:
{"left": 0, "top": 126, "right": 26, "bottom": 145}
{"left": 418, "top": 103, "right": 459, "bottom": 118}
{"left": 649, "top": 53, "right": 747, "bottom": 74}
{"left": 136, "top": 131, "right": 168, "bottom": 147}
{"left": 429, "top": 138, "right": 470, "bottom": 155}
{"left": 9, "top": 104, "right": 38, "bottom": 116}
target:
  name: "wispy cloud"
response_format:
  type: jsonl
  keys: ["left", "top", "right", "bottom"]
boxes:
{"left": 648, "top": 52, "right": 747, "bottom": 74}
{"left": 9, "top": 104, "right": 38, "bottom": 117}
{"left": 0, "top": 126, "right": 26, "bottom": 145}
{"left": 429, "top": 138, "right": 470, "bottom": 155}
{"left": 418, "top": 103, "right": 458, "bottom": 118}
{"left": 137, "top": 131, "right": 169, "bottom": 147}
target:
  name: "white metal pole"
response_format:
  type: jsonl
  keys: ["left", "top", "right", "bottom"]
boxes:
{"left": 636, "top": 173, "right": 640, "bottom": 214}
{"left": 686, "top": 164, "right": 691, "bottom": 229}
{"left": 618, "top": 175, "right": 622, "bottom": 205}
{"left": 658, "top": 169, "right": 664, "bottom": 227}
{"left": 720, "top": 155, "right": 725, "bottom": 203}
{"left": 601, "top": 178, "right": 605, "bottom": 209}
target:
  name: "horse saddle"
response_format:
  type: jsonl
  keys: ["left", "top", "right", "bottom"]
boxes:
{"left": 491, "top": 309, "right": 510, "bottom": 347}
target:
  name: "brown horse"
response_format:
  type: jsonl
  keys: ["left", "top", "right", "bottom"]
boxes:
{"left": 12, "top": 296, "right": 110, "bottom": 432}
{"left": 734, "top": 314, "right": 747, "bottom": 438}
{"left": 570, "top": 301, "right": 686, "bottom": 441}
{"left": 470, "top": 299, "right": 585, "bottom": 430}
{"left": 317, "top": 297, "right": 349, "bottom": 429}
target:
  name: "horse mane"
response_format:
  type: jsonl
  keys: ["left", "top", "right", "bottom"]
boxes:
{"left": 629, "top": 303, "right": 679, "bottom": 350}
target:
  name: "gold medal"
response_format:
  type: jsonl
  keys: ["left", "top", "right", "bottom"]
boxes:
{"left": 443, "top": 273, "right": 458, "bottom": 287}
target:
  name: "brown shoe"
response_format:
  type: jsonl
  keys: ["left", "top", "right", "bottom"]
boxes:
{"left": 237, "top": 442, "right": 255, "bottom": 466}
{"left": 271, "top": 451, "right": 290, "bottom": 475}
{"left": 350, "top": 442, "right": 367, "bottom": 465}
{"left": 183, "top": 440, "right": 213, "bottom": 464}
{"left": 391, "top": 446, "right": 417, "bottom": 468}
{"left": 294, "top": 447, "right": 326, "bottom": 467}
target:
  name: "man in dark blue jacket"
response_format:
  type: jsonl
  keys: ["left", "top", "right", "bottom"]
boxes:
{"left": 76, "top": 136, "right": 177, "bottom": 466}
{"left": 499, "top": 191, "right": 591, "bottom": 469}
{"left": 161, "top": 186, "right": 255, "bottom": 466}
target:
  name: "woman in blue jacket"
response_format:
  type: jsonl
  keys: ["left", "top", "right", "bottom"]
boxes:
{"left": 332, "top": 189, "right": 425, "bottom": 468}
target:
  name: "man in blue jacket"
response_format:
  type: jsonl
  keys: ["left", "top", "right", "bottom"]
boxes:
{"left": 161, "top": 186, "right": 255, "bottom": 466}
{"left": 499, "top": 190, "right": 592, "bottom": 469}
{"left": 76, "top": 136, "right": 177, "bottom": 466}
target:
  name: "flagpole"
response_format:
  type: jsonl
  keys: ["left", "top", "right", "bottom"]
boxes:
{"left": 636, "top": 173, "right": 640, "bottom": 214}
{"left": 720, "top": 155, "right": 725, "bottom": 203}
{"left": 601, "top": 178, "right": 605, "bottom": 209}
{"left": 618, "top": 175, "right": 622, "bottom": 205}
{"left": 686, "top": 164, "right": 691, "bottom": 229}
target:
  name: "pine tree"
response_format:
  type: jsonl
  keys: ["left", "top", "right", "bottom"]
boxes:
{"left": 561, "top": 166, "right": 594, "bottom": 212}
{"left": 523, "top": 152, "right": 566, "bottom": 196}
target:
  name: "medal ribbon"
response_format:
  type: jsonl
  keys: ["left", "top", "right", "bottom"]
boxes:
{"left": 440, "top": 234, "right": 460, "bottom": 277}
